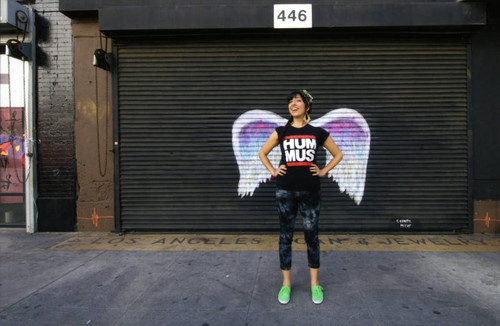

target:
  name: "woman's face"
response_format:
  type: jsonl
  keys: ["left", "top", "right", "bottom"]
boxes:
{"left": 288, "top": 94, "right": 309, "bottom": 118}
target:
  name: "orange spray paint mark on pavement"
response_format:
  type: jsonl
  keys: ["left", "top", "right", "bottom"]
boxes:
{"left": 78, "top": 208, "right": 113, "bottom": 227}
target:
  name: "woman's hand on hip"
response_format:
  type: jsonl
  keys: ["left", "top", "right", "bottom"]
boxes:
{"left": 310, "top": 164, "right": 327, "bottom": 177}
{"left": 273, "top": 165, "right": 287, "bottom": 177}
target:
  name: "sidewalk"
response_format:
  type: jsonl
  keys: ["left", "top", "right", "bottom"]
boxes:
{"left": 0, "top": 230, "right": 499, "bottom": 326}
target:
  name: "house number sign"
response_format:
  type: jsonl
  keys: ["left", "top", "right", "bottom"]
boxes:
{"left": 274, "top": 4, "right": 312, "bottom": 29}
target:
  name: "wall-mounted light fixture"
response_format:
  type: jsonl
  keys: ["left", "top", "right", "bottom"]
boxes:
{"left": 93, "top": 48, "right": 112, "bottom": 71}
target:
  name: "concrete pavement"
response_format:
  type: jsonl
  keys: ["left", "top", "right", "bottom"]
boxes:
{"left": 0, "top": 230, "right": 499, "bottom": 326}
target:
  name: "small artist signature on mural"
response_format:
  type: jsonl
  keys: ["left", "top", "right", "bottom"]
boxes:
{"left": 396, "top": 218, "right": 413, "bottom": 228}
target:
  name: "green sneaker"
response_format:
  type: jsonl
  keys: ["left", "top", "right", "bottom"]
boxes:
{"left": 311, "top": 285, "right": 324, "bottom": 304}
{"left": 278, "top": 286, "right": 291, "bottom": 304}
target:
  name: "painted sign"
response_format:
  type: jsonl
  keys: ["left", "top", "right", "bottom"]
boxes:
{"left": 51, "top": 234, "right": 500, "bottom": 252}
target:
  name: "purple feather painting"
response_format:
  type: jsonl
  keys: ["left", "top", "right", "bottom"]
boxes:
{"left": 232, "top": 108, "right": 370, "bottom": 205}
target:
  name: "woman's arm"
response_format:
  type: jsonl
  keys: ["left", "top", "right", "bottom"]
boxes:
{"left": 258, "top": 131, "right": 287, "bottom": 177}
{"left": 310, "top": 136, "right": 343, "bottom": 177}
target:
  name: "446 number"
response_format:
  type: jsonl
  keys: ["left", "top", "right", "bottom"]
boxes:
{"left": 277, "top": 9, "right": 308, "bottom": 22}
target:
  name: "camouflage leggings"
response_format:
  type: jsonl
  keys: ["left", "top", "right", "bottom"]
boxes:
{"left": 275, "top": 188, "right": 321, "bottom": 270}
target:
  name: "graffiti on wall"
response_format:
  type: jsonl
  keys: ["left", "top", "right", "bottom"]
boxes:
{"left": 0, "top": 107, "right": 25, "bottom": 204}
{"left": 232, "top": 109, "right": 370, "bottom": 205}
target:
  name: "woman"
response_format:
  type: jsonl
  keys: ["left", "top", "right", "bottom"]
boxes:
{"left": 258, "top": 90, "right": 343, "bottom": 305}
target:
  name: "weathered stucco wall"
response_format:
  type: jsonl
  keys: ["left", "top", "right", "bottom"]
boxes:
{"left": 73, "top": 20, "right": 114, "bottom": 231}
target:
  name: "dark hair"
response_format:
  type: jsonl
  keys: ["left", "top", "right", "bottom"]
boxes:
{"left": 280, "top": 90, "right": 312, "bottom": 141}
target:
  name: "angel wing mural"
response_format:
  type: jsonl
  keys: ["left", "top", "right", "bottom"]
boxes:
{"left": 232, "top": 108, "right": 370, "bottom": 205}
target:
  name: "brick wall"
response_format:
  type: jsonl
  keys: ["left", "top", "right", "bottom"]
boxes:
{"left": 32, "top": 0, "right": 76, "bottom": 231}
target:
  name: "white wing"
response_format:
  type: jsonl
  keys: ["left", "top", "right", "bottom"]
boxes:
{"left": 311, "top": 108, "right": 371, "bottom": 205}
{"left": 232, "top": 110, "right": 287, "bottom": 197}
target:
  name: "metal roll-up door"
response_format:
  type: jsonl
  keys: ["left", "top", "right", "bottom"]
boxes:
{"left": 116, "top": 34, "right": 469, "bottom": 232}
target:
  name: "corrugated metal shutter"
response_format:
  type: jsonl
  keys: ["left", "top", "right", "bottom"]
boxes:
{"left": 116, "top": 33, "right": 469, "bottom": 232}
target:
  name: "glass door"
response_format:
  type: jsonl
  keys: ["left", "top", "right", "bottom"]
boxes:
{"left": 0, "top": 54, "right": 26, "bottom": 227}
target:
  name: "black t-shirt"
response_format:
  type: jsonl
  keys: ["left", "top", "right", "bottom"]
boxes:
{"left": 275, "top": 124, "right": 330, "bottom": 191}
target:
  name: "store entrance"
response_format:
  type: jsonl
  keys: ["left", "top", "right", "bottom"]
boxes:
{"left": 0, "top": 54, "right": 26, "bottom": 227}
